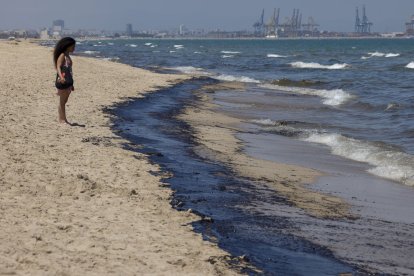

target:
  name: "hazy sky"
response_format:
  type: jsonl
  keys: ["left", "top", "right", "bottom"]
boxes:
{"left": 0, "top": 0, "right": 413, "bottom": 32}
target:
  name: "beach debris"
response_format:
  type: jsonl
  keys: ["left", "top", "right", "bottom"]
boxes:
{"left": 271, "top": 78, "right": 325, "bottom": 87}
{"left": 32, "top": 234, "right": 42, "bottom": 241}
{"left": 81, "top": 136, "right": 115, "bottom": 147}
{"left": 57, "top": 225, "right": 72, "bottom": 232}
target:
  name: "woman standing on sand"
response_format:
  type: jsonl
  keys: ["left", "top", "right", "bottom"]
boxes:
{"left": 53, "top": 37, "right": 76, "bottom": 124}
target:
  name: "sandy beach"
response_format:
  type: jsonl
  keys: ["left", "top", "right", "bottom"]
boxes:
{"left": 0, "top": 40, "right": 249, "bottom": 275}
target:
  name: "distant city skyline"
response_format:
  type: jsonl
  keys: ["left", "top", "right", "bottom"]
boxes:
{"left": 0, "top": 0, "right": 413, "bottom": 33}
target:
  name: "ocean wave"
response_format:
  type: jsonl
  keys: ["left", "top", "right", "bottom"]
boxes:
{"left": 304, "top": 133, "right": 414, "bottom": 186}
{"left": 368, "top": 51, "right": 386, "bottom": 57}
{"left": 102, "top": 57, "right": 120, "bottom": 62}
{"left": 174, "top": 45, "right": 184, "bottom": 49}
{"left": 169, "top": 50, "right": 176, "bottom": 53}
{"left": 250, "top": 119, "right": 319, "bottom": 138}
{"left": 144, "top": 43, "right": 152, "bottom": 46}
{"left": 171, "top": 66, "right": 211, "bottom": 75}
{"left": 267, "top": 54, "right": 288, "bottom": 58}
{"left": 107, "top": 42, "right": 114, "bottom": 46}
{"left": 362, "top": 52, "right": 401, "bottom": 59}
{"left": 260, "top": 84, "right": 353, "bottom": 106}
{"left": 221, "top": 51, "right": 241, "bottom": 54}
{"left": 290, "top": 62, "right": 349, "bottom": 70}
{"left": 214, "top": 74, "right": 261, "bottom": 83}
{"left": 385, "top": 53, "right": 400, "bottom": 58}
{"left": 406, "top": 62, "right": 414, "bottom": 69}
{"left": 83, "top": 50, "right": 100, "bottom": 55}
{"left": 221, "top": 55, "right": 234, "bottom": 58}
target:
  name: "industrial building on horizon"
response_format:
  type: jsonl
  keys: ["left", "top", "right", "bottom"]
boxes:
{"left": 406, "top": 15, "right": 414, "bottom": 36}
{"left": 253, "top": 8, "right": 319, "bottom": 38}
{"left": 354, "top": 5, "right": 373, "bottom": 34}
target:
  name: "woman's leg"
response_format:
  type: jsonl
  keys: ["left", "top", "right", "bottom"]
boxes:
{"left": 58, "top": 90, "right": 71, "bottom": 123}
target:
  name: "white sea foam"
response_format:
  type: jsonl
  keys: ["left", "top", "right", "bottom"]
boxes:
{"left": 169, "top": 50, "right": 176, "bottom": 53}
{"left": 150, "top": 45, "right": 157, "bottom": 48}
{"left": 267, "top": 54, "right": 288, "bottom": 58}
{"left": 368, "top": 51, "right": 385, "bottom": 57}
{"left": 144, "top": 43, "right": 152, "bottom": 46}
{"left": 385, "top": 53, "right": 400, "bottom": 58}
{"left": 174, "top": 45, "right": 184, "bottom": 49}
{"left": 406, "top": 62, "right": 414, "bottom": 69}
{"left": 221, "top": 55, "right": 234, "bottom": 58}
{"left": 251, "top": 119, "right": 278, "bottom": 126}
{"left": 363, "top": 52, "right": 401, "bottom": 59}
{"left": 129, "top": 44, "right": 138, "bottom": 48}
{"left": 171, "top": 66, "right": 210, "bottom": 75}
{"left": 260, "top": 84, "right": 353, "bottom": 106}
{"left": 194, "top": 51, "right": 202, "bottom": 54}
{"left": 214, "top": 74, "right": 261, "bottom": 83}
{"left": 303, "top": 133, "right": 414, "bottom": 186}
{"left": 290, "top": 62, "right": 349, "bottom": 70}
{"left": 83, "top": 50, "right": 100, "bottom": 55}
{"left": 102, "top": 57, "right": 120, "bottom": 62}
{"left": 221, "top": 51, "right": 241, "bottom": 54}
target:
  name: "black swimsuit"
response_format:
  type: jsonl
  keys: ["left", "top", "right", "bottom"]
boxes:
{"left": 55, "top": 55, "right": 74, "bottom": 90}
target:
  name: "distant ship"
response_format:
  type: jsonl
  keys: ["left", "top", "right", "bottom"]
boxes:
{"left": 265, "top": 34, "right": 278, "bottom": 39}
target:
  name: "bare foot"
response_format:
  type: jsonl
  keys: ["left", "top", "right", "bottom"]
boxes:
{"left": 59, "top": 119, "right": 70, "bottom": 125}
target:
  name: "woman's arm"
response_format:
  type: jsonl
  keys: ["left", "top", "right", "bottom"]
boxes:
{"left": 56, "top": 53, "right": 66, "bottom": 82}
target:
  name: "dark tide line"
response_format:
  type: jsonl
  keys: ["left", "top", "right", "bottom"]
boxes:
{"left": 105, "top": 77, "right": 365, "bottom": 275}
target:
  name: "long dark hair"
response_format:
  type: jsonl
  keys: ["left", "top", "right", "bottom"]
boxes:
{"left": 53, "top": 37, "right": 76, "bottom": 68}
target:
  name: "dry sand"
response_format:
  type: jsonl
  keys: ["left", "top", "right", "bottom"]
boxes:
{"left": 0, "top": 40, "right": 249, "bottom": 275}
{"left": 178, "top": 83, "right": 352, "bottom": 219}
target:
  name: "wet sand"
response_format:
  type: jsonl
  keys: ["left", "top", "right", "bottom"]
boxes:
{"left": 0, "top": 40, "right": 244, "bottom": 275}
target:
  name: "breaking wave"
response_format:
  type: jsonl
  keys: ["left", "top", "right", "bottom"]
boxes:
{"left": 83, "top": 50, "right": 100, "bottom": 55}
{"left": 304, "top": 133, "right": 414, "bottom": 186}
{"left": 290, "top": 62, "right": 349, "bottom": 70}
{"left": 251, "top": 119, "right": 414, "bottom": 186}
{"left": 385, "top": 53, "right": 400, "bottom": 58}
{"left": 102, "top": 57, "right": 120, "bottom": 62}
{"left": 221, "top": 51, "right": 241, "bottom": 54}
{"left": 260, "top": 83, "right": 353, "bottom": 106}
{"left": 267, "top": 54, "right": 288, "bottom": 58}
{"left": 362, "top": 52, "right": 401, "bottom": 59}
{"left": 214, "top": 74, "right": 261, "bottom": 83}
{"left": 406, "top": 62, "right": 414, "bottom": 69}
{"left": 171, "top": 66, "right": 211, "bottom": 75}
